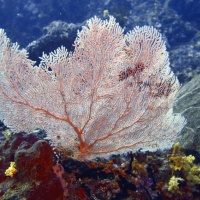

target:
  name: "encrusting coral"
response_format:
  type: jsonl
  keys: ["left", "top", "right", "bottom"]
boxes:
{"left": 168, "top": 142, "right": 200, "bottom": 193}
{"left": 168, "top": 176, "right": 184, "bottom": 192}
{"left": 5, "top": 162, "right": 17, "bottom": 177}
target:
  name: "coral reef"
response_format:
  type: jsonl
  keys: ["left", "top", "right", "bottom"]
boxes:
{"left": 0, "top": 129, "right": 63, "bottom": 200}
{"left": 0, "top": 131, "right": 200, "bottom": 199}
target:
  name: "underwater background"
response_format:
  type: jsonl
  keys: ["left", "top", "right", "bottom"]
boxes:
{"left": 1, "top": 0, "right": 200, "bottom": 83}
{"left": 0, "top": 0, "right": 200, "bottom": 199}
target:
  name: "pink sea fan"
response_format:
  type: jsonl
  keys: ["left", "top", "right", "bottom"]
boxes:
{"left": 0, "top": 16, "right": 186, "bottom": 160}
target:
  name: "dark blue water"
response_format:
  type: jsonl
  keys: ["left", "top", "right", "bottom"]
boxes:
{"left": 0, "top": 0, "right": 199, "bottom": 81}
